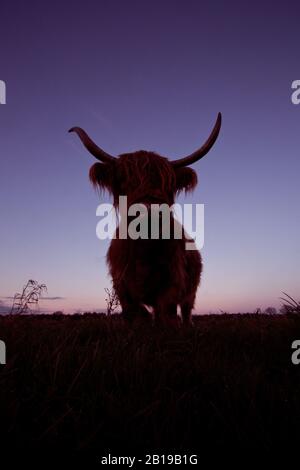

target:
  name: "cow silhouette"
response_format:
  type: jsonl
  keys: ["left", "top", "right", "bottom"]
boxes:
{"left": 70, "top": 113, "right": 221, "bottom": 325}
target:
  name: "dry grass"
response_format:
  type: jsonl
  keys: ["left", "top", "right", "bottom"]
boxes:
{"left": 0, "top": 313, "right": 300, "bottom": 460}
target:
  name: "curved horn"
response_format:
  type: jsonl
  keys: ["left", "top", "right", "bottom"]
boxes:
{"left": 68, "top": 127, "right": 115, "bottom": 163}
{"left": 171, "top": 113, "right": 222, "bottom": 167}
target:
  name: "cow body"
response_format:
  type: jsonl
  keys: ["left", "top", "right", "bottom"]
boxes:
{"left": 107, "top": 220, "right": 202, "bottom": 324}
{"left": 69, "top": 112, "right": 221, "bottom": 325}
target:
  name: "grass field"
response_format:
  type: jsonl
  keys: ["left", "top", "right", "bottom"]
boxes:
{"left": 0, "top": 313, "right": 300, "bottom": 461}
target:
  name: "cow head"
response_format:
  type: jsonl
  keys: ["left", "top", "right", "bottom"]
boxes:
{"left": 69, "top": 113, "right": 221, "bottom": 207}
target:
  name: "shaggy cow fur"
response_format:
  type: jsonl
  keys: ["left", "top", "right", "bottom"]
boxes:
{"left": 90, "top": 151, "right": 202, "bottom": 325}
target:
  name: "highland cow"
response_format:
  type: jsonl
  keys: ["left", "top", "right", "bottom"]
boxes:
{"left": 70, "top": 113, "right": 221, "bottom": 325}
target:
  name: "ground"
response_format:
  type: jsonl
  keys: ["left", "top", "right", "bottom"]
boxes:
{"left": 0, "top": 313, "right": 300, "bottom": 462}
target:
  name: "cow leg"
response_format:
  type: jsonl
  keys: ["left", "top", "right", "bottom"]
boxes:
{"left": 118, "top": 292, "right": 151, "bottom": 323}
{"left": 122, "top": 303, "right": 151, "bottom": 323}
{"left": 155, "top": 302, "right": 179, "bottom": 328}
{"left": 180, "top": 301, "right": 194, "bottom": 326}
{"left": 121, "top": 301, "right": 136, "bottom": 323}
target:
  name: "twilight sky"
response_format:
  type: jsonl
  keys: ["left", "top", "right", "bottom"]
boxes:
{"left": 0, "top": 0, "right": 299, "bottom": 313}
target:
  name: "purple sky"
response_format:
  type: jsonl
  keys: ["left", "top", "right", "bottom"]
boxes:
{"left": 0, "top": 0, "right": 299, "bottom": 313}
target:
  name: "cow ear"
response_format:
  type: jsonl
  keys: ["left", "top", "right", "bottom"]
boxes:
{"left": 175, "top": 167, "right": 197, "bottom": 193}
{"left": 89, "top": 163, "right": 114, "bottom": 194}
